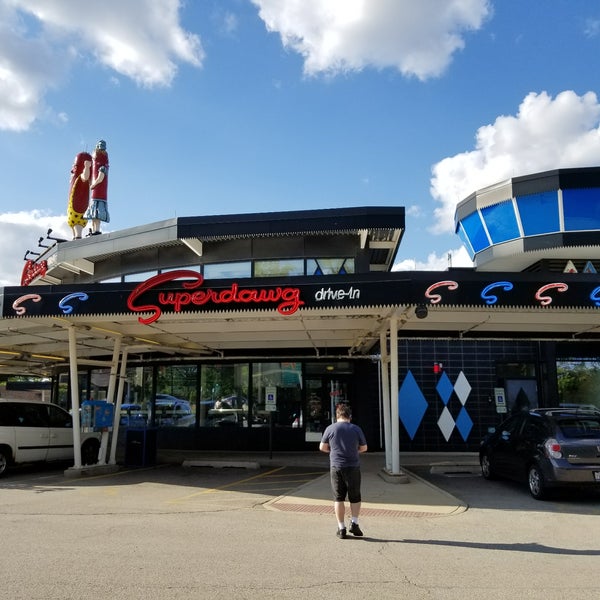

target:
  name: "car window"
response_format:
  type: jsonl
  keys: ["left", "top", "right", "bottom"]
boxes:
{"left": 48, "top": 405, "right": 73, "bottom": 428}
{"left": 15, "top": 403, "right": 48, "bottom": 427}
{"left": 557, "top": 416, "right": 600, "bottom": 439}
{"left": 0, "top": 403, "right": 19, "bottom": 426}
{"left": 521, "top": 416, "right": 548, "bottom": 440}
{"left": 500, "top": 414, "right": 524, "bottom": 435}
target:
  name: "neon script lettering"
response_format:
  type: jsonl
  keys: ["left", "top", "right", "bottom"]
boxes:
{"left": 127, "top": 270, "right": 304, "bottom": 325}
{"left": 425, "top": 280, "right": 459, "bottom": 304}
{"left": 12, "top": 293, "right": 42, "bottom": 315}
{"left": 59, "top": 292, "right": 89, "bottom": 315}
{"left": 481, "top": 282, "right": 513, "bottom": 305}
{"left": 20, "top": 260, "right": 48, "bottom": 286}
{"left": 535, "top": 283, "right": 568, "bottom": 306}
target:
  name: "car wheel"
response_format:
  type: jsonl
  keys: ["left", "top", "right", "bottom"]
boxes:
{"left": 81, "top": 439, "right": 100, "bottom": 466}
{"left": 480, "top": 453, "right": 496, "bottom": 480}
{"left": 528, "top": 464, "right": 548, "bottom": 500}
{"left": 0, "top": 447, "right": 10, "bottom": 477}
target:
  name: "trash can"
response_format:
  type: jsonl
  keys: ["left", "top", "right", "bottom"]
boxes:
{"left": 125, "top": 427, "right": 157, "bottom": 467}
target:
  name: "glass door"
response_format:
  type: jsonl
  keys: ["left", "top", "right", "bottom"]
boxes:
{"left": 304, "top": 377, "right": 350, "bottom": 442}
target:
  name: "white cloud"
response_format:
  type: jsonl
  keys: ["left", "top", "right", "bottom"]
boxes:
{"left": 0, "top": 211, "right": 70, "bottom": 286}
{"left": 393, "top": 245, "right": 473, "bottom": 272}
{"left": 430, "top": 90, "right": 600, "bottom": 234}
{"left": 251, "top": 0, "right": 491, "bottom": 78}
{"left": 584, "top": 18, "right": 600, "bottom": 38}
{"left": 0, "top": 3, "right": 69, "bottom": 130}
{"left": 0, "top": 0, "right": 204, "bottom": 131}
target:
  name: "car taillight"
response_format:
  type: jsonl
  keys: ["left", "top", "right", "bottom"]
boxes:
{"left": 544, "top": 438, "right": 562, "bottom": 459}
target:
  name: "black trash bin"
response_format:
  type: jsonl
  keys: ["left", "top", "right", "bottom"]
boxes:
{"left": 125, "top": 427, "right": 157, "bottom": 467}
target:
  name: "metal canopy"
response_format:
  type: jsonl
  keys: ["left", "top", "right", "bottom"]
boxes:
{"left": 1, "top": 301, "right": 600, "bottom": 377}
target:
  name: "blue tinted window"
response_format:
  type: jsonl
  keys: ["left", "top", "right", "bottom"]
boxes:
{"left": 456, "top": 223, "right": 475, "bottom": 259}
{"left": 516, "top": 191, "right": 559, "bottom": 235}
{"left": 563, "top": 188, "right": 600, "bottom": 231}
{"left": 459, "top": 211, "right": 490, "bottom": 253}
{"left": 481, "top": 200, "right": 520, "bottom": 243}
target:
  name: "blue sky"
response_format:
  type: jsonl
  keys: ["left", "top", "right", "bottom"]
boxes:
{"left": 2, "top": 0, "right": 600, "bottom": 285}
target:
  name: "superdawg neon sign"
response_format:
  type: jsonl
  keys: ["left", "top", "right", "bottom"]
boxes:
{"left": 6, "top": 273, "right": 600, "bottom": 321}
{"left": 127, "top": 270, "right": 304, "bottom": 324}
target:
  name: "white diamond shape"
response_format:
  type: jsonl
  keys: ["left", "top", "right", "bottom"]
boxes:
{"left": 454, "top": 371, "right": 472, "bottom": 406}
{"left": 437, "top": 407, "right": 455, "bottom": 441}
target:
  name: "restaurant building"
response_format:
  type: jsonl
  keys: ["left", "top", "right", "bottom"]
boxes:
{"left": 2, "top": 168, "right": 600, "bottom": 469}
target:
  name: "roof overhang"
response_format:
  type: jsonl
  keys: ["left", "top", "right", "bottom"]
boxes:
{"left": 2, "top": 269, "right": 600, "bottom": 377}
{"left": 21, "top": 207, "right": 406, "bottom": 286}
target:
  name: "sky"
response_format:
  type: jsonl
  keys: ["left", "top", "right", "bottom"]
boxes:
{"left": 2, "top": 0, "right": 600, "bottom": 286}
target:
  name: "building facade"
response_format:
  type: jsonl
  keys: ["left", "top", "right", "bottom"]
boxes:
{"left": 1, "top": 170, "right": 600, "bottom": 463}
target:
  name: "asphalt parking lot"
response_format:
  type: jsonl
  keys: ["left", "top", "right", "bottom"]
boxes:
{"left": 2, "top": 459, "right": 600, "bottom": 599}
{"left": 407, "top": 462, "right": 600, "bottom": 515}
{"left": 0, "top": 462, "right": 329, "bottom": 515}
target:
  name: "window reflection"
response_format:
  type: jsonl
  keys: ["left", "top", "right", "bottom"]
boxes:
{"left": 200, "top": 364, "right": 249, "bottom": 427}
{"left": 251, "top": 362, "right": 302, "bottom": 428}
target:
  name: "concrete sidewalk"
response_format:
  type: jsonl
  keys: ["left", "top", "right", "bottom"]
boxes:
{"left": 160, "top": 450, "right": 478, "bottom": 518}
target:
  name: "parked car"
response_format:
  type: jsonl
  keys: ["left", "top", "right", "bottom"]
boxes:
{"left": 0, "top": 399, "right": 101, "bottom": 477}
{"left": 119, "top": 403, "right": 147, "bottom": 428}
{"left": 479, "top": 408, "right": 600, "bottom": 499}
{"left": 154, "top": 395, "right": 195, "bottom": 427}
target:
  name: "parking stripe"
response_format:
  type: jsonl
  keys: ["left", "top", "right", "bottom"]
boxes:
{"left": 167, "top": 466, "right": 287, "bottom": 503}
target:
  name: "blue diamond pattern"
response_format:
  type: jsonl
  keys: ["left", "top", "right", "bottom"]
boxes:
{"left": 399, "top": 370, "right": 429, "bottom": 440}
{"left": 436, "top": 372, "right": 454, "bottom": 405}
{"left": 455, "top": 406, "right": 473, "bottom": 441}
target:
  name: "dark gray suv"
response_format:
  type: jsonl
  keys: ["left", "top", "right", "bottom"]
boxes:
{"left": 480, "top": 408, "right": 600, "bottom": 499}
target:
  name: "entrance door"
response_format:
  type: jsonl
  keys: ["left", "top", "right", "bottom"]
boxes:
{"left": 304, "top": 377, "right": 351, "bottom": 442}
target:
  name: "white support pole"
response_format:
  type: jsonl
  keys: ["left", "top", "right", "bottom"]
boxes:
{"left": 109, "top": 347, "right": 129, "bottom": 465}
{"left": 68, "top": 326, "right": 82, "bottom": 468}
{"left": 390, "top": 316, "right": 400, "bottom": 474}
{"left": 98, "top": 336, "right": 122, "bottom": 464}
{"left": 380, "top": 328, "right": 392, "bottom": 473}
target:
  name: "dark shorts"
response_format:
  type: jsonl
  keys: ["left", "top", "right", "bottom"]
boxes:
{"left": 330, "top": 466, "right": 362, "bottom": 503}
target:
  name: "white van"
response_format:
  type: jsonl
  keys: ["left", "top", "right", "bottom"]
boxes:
{"left": 0, "top": 399, "right": 101, "bottom": 477}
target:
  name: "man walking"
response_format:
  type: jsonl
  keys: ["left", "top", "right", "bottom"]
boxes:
{"left": 319, "top": 403, "right": 368, "bottom": 538}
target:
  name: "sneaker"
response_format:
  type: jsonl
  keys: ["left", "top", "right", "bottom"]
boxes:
{"left": 349, "top": 522, "right": 363, "bottom": 537}
{"left": 336, "top": 527, "right": 347, "bottom": 539}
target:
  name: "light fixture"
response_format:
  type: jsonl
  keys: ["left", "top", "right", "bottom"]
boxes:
{"left": 415, "top": 304, "right": 428, "bottom": 319}
{"left": 31, "top": 354, "right": 66, "bottom": 361}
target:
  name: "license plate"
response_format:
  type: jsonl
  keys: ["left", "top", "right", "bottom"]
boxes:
{"left": 595, "top": 471, "right": 600, "bottom": 482}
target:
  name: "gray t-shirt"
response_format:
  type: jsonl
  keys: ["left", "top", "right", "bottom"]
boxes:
{"left": 321, "top": 421, "right": 367, "bottom": 468}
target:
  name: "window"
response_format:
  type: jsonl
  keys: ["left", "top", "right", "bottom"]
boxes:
{"left": 17, "top": 404, "right": 48, "bottom": 427}
{"left": 254, "top": 259, "right": 304, "bottom": 277}
{"left": 556, "top": 359, "right": 600, "bottom": 409}
{"left": 201, "top": 363, "right": 249, "bottom": 427}
{"left": 516, "top": 191, "right": 560, "bottom": 236}
{"left": 48, "top": 405, "right": 72, "bottom": 428}
{"left": 481, "top": 200, "right": 520, "bottom": 244}
{"left": 562, "top": 188, "right": 600, "bottom": 231}
{"left": 251, "top": 362, "right": 302, "bottom": 428}
{"left": 458, "top": 211, "right": 490, "bottom": 253}
{"left": 307, "top": 258, "right": 354, "bottom": 275}
{"left": 123, "top": 270, "right": 159, "bottom": 282}
{"left": 204, "top": 262, "right": 251, "bottom": 279}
